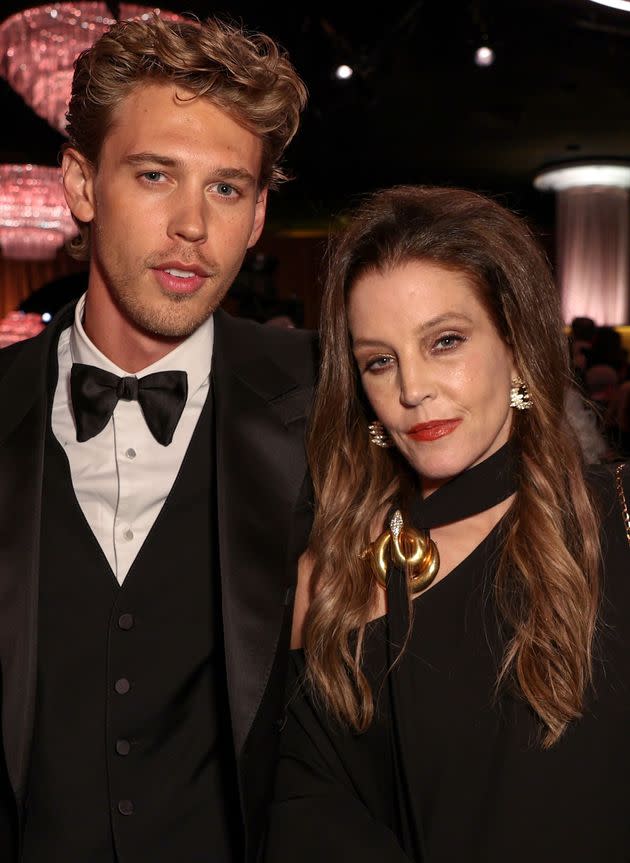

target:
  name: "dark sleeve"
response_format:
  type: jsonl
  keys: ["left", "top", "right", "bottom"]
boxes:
{"left": 264, "top": 654, "right": 411, "bottom": 863}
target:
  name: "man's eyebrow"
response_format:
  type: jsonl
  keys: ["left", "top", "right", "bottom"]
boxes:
{"left": 212, "top": 167, "right": 257, "bottom": 185}
{"left": 124, "top": 153, "right": 257, "bottom": 185}
{"left": 124, "top": 153, "right": 179, "bottom": 167}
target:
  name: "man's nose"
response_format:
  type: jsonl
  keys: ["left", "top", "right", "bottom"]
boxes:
{"left": 167, "top": 190, "right": 208, "bottom": 244}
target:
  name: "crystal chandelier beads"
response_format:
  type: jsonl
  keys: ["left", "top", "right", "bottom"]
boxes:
{"left": 0, "top": 164, "right": 77, "bottom": 260}
{"left": 0, "top": 4, "right": 183, "bottom": 135}
{"left": 0, "top": 4, "right": 114, "bottom": 135}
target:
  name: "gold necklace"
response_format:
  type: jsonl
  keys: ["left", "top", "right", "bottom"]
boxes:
{"left": 366, "top": 509, "right": 439, "bottom": 593}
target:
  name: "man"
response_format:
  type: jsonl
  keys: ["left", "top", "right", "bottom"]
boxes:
{"left": 0, "top": 15, "right": 314, "bottom": 862}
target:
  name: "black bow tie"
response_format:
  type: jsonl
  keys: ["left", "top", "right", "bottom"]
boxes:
{"left": 70, "top": 363, "right": 188, "bottom": 447}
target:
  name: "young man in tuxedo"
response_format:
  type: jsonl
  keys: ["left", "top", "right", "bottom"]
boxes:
{"left": 0, "top": 15, "right": 314, "bottom": 862}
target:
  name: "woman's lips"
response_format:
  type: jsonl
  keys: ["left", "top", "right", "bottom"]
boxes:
{"left": 406, "top": 419, "right": 462, "bottom": 441}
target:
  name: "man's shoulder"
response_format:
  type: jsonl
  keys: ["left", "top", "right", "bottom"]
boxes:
{"left": 214, "top": 310, "right": 318, "bottom": 384}
{"left": 0, "top": 336, "right": 36, "bottom": 378}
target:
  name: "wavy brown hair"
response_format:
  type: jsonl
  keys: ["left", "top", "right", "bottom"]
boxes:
{"left": 65, "top": 14, "right": 307, "bottom": 258}
{"left": 304, "top": 186, "right": 601, "bottom": 747}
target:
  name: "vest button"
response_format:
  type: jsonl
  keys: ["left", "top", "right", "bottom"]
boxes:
{"left": 118, "top": 613, "right": 135, "bottom": 631}
{"left": 118, "top": 799, "right": 134, "bottom": 816}
{"left": 115, "top": 678, "right": 131, "bottom": 695}
{"left": 116, "top": 739, "right": 131, "bottom": 756}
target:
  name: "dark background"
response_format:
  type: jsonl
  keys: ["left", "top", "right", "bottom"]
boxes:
{"left": 1, "top": 0, "right": 630, "bottom": 321}
{"left": 2, "top": 0, "right": 630, "bottom": 226}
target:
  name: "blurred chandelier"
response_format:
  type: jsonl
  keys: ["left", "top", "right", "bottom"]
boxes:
{"left": 0, "top": 164, "right": 77, "bottom": 260}
{"left": 589, "top": 0, "right": 630, "bottom": 10}
{"left": 0, "top": 3, "right": 183, "bottom": 136}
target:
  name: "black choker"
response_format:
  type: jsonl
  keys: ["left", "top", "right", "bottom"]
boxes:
{"left": 408, "top": 440, "right": 518, "bottom": 531}
{"left": 365, "top": 441, "right": 518, "bottom": 594}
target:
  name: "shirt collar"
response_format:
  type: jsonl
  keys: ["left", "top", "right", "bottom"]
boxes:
{"left": 69, "top": 293, "right": 214, "bottom": 398}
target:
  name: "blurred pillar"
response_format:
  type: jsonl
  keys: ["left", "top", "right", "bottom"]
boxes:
{"left": 534, "top": 163, "right": 630, "bottom": 325}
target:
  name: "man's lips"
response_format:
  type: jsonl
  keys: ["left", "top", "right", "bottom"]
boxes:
{"left": 156, "top": 260, "right": 211, "bottom": 277}
{"left": 406, "top": 419, "right": 462, "bottom": 441}
{"left": 151, "top": 262, "right": 212, "bottom": 294}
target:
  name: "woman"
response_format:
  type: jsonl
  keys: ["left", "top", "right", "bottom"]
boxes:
{"left": 265, "top": 187, "right": 630, "bottom": 862}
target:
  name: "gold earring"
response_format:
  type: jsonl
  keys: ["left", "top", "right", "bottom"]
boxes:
{"left": 366, "top": 509, "right": 439, "bottom": 593}
{"left": 368, "top": 420, "right": 392, "bottom": 448}
{"left": 509, "top": 377, "right": 532, "bottom": 410}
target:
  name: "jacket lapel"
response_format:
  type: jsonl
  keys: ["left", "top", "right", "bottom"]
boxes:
{"left": 212, "top": 311, "right": 313, "bottom": 757}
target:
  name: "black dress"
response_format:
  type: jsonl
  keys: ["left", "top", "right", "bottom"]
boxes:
{"left": 265, "top": 452, "right": 630, "bottom": 862}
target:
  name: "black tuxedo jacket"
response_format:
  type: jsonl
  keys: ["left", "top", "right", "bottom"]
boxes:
{"left": 0, "top": 303, "right": 317, "bottom": 861}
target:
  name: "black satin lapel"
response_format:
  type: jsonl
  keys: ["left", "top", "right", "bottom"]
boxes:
{"left": 0, "top": 390, "right": 47, "bottom": 802}
{"left": 213, "top": 316, "right": 312, "bottom": 757}
{"left": 232, "top": 353, "right": 312, "bottom": 428}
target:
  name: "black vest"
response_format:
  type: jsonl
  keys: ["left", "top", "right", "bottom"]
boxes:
{"left": 22, "top": 386, "right": 241, "bottom": 862}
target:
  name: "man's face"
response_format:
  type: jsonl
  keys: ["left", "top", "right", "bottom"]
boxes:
{"left": 64, "top": 82, "right": 267, "bottom": 341}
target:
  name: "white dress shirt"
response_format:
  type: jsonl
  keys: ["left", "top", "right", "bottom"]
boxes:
{"left": 52, "top": 294, "right": 213, "bottom": 584}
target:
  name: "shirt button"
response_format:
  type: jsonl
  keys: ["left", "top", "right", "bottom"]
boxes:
{"left": 125, "top": 448, "right": 136, "bottom": 459}
{"left": 123, "top": 528, "right": 134, "bottom": 541}
{"left": 116, "top": 739, "right": 131, "bottom": 756}
{"left": 118, "top": 613, "right": 134, "bottom": 631}
{"left": 115, "top": 678, "right": 130, "bottom": 695}
{"left": 118, "top": 799, "right": 134, "bottom": 816}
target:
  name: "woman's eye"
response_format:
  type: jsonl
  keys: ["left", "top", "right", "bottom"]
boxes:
{"left": 434, "top": 333, "right": 464, "bottom": 351}
{"left": 365, "top": 355, "right": 394, "bottom": 373}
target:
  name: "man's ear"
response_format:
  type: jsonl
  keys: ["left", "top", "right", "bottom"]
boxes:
{"left": 247, "top": 186, "right": 268, "bottom": 249}
{"left": 62, "top": 148, "right": 96, "bottom": 224}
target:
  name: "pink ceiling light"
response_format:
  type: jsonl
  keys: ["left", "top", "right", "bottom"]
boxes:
{"left": 0, "top": 3, "right": 184, "bottom": 136}
{"left": 0, "top": 164, "right": 77, "bottom": 260}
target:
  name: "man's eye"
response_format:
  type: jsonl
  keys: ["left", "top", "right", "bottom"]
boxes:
{"left": 214, "top": 183, "right": 238, "bottom": 198}
{"left": 141, "top": 171, "right": 165, "bottom": 183}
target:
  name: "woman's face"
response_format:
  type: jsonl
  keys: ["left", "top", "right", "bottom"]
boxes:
{"left": 348, "top": 259, "right": 516, "bottom": 495}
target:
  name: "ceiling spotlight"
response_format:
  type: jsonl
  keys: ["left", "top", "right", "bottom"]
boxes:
{"left": 589, "top": 0, "right": 630, "bottom": 11}
{"left": 335, "top": 64, "right": 354, "bottom": 80}
{"left": 534, "top": 162, "right": 630, "bottom": 191}
{"left": 474, "top": 46, "right": 495, "bottom": 67}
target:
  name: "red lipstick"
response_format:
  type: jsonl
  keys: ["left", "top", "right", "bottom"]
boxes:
{"left": 406, "top": 419, "right": 462, "bottom": 442}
